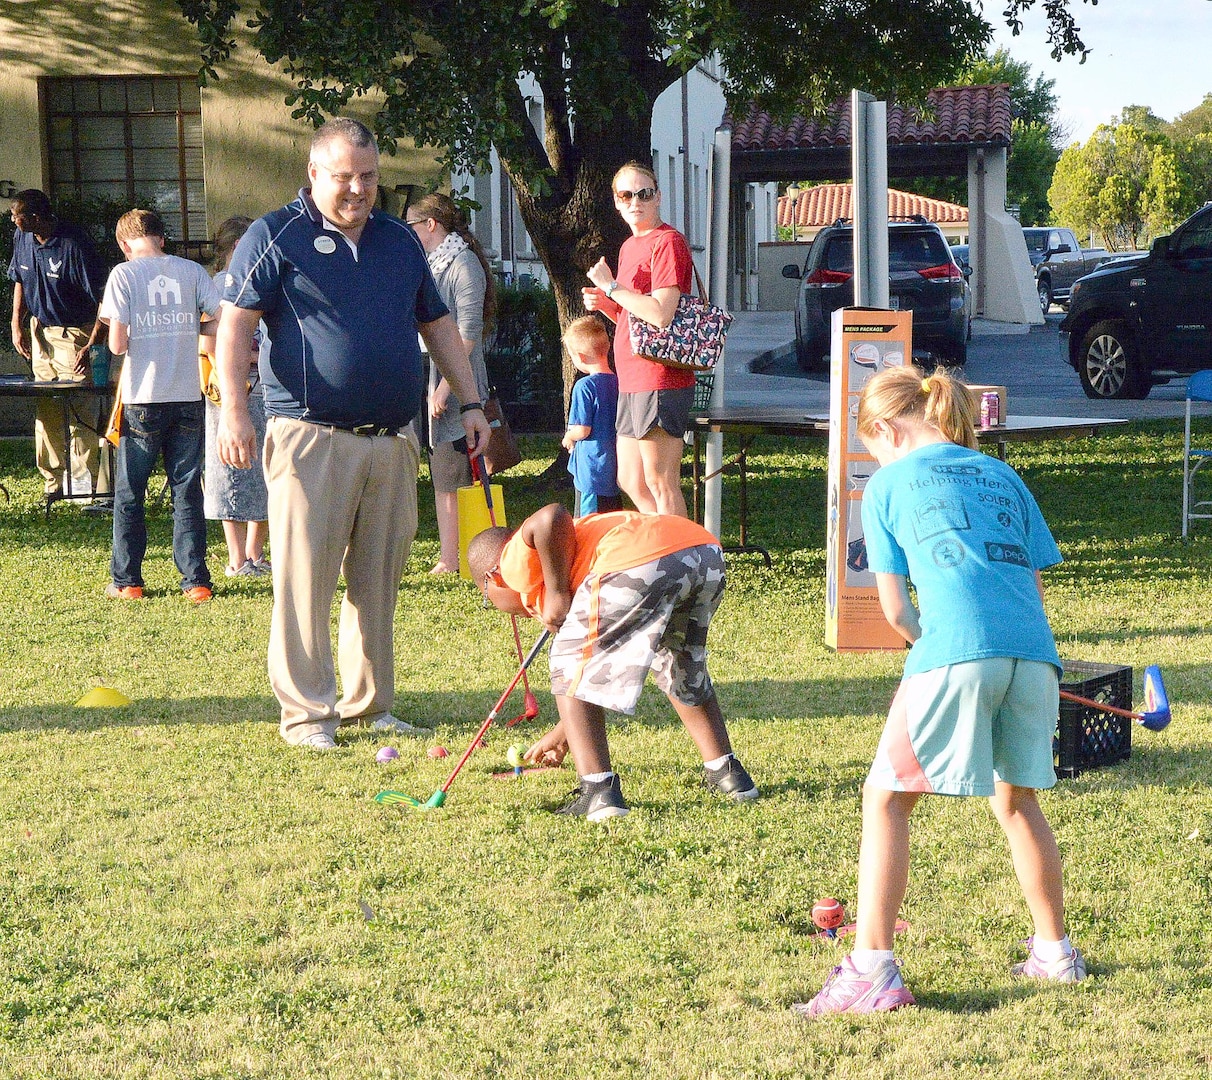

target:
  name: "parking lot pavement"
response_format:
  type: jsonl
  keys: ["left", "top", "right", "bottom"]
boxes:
{"left": 724, "top": 311, "right": 1210, "bottom": 421}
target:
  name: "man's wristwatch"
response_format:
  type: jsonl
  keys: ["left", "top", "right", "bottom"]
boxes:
{"left": 605, "top": 281, "right": 620, "bottom": 299}
{"left": 459, "top": 402, "right": 484, "bottom": 414}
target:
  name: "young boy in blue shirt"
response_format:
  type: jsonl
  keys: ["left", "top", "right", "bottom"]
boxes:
{"left": 561, "top": 316, "right": 621, "bottom": 517}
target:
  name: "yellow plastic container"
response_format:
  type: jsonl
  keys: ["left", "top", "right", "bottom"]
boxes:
{"left": 456, "top": 482, "right": 506, "bottom": 579}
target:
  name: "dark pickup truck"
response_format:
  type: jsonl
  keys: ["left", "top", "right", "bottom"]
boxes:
{"left": 1024, "top": 227, "right": 1107, "bottom": 315}
{"left": 1059, "top": 203, "right": 1212, "bottom": 399}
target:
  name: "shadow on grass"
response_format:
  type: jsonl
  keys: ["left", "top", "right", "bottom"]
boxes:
{"left": 912, "top": 985, "right": 1039, "bottom": 1013}
{"left": 0, "top": 671, "right": 900, "bottom": 734}
{"left": 1058, "top": 624, "right": 1212, "bottom": 646}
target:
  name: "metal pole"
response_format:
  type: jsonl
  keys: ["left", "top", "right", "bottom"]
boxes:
{"left": 681, "top": 73, "right": 693, "bottom": 244}
{"left": 703, "top": 124, "right": 732, "bottom": 539}
{"left": 851, "top": 91, "right": 888, "bottom": 309}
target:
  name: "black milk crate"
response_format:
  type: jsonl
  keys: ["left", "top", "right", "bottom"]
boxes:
{"left": 1055, "top": 660, "right": 1132, "bottom": 779}
{"left": 693, "top": 369, "right": 715, "bottom": 411}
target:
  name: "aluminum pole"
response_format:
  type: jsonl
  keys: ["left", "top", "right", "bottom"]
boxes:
{"left": 703, "top": 124, "right": 732, "bottom": 538}
{"left": 851, "top": 91, "right": 888, "bottom": 309}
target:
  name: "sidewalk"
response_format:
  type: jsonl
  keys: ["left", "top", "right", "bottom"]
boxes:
{"left": 718, "top": 311, "right": 829, "bottom": 411}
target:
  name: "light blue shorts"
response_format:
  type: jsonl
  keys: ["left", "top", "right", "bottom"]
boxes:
{"left": 867, "top": 658, "right": 1059, "bottom": 796}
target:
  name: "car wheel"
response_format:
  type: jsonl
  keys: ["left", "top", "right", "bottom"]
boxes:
{"left": 1037, "top": 278, "right": 1052, "bottom": 316}
{"left": 1077, "top": 320, "right": 1149, "bottom": 399}
{"left": 935, "top": 340, "right": 967, "bottom": 367}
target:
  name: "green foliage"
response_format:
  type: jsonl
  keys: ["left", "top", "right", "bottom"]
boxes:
{"left": 1007, "top": 119, "right": 1061, "bottom": 225}
{"left": 1167, "top": 93, "right": 1212, "bottom": 141}
{"left": 1172, "top": 134, "right": 1212, "bottom": 209}
{"left": 963, "top": 45, "right": 1061, "bottom": 133}
{"left": 173, "top": 0, "right": 1094, "bottom": 404}
{"left": 1050, "top": 116, "right": 1211, "bottom": 249}
{"left": 905, "top": 46, "right": 1062, "bottom": 225}
{"left": 171, "top": 2, "right": 1091, "bottom": 277}
{"left": 1118, "top": 104, "right": 1166, "bottom": 134}
{"left": 484, "top": 280, "right": 564, "bottom": 430}
{"left": 2, "top": 421, "right": 1212, "bottom": 1075}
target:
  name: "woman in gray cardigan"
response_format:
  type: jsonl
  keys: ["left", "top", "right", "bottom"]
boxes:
{"left": 406, "top": 194, "right": 495, "bottom": 573}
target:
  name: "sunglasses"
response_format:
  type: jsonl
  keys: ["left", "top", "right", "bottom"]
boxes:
{"left": 405, "top": 216, "right": 430, "bottom": 228}
{"left": 614, "top": 187, "right": 656, "bottom": 203}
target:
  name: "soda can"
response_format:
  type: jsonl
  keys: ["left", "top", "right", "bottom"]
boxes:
{"left": 980, "top": 391, "right": 1000, "bottom": 428}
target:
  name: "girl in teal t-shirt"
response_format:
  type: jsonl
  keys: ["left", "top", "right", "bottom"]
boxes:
{"left": 795, "top": 365, "right": 1084, "bottom": 1020}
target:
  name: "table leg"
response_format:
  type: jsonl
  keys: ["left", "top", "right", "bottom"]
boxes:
{"left": 720, "top": 437, "right": 771, "bottom": 568}
{"left": 692, "top": 432, "right": 702, "bottom": 524}
{"left": 45, "top": 389, "right": 73, "bottom": 518}
{"left": 737, "top": 445, "right": 748, "bottom": 546}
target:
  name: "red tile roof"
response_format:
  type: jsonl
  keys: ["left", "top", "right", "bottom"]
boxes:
{"left": 728, "top": 84, "right": 1012, "bottom": 153}
{"left": 778, "top": 183, "right": 968, "bottom": 229}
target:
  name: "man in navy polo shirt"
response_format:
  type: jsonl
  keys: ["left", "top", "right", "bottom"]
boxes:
{"left": 215, "top": 117, "right": 490, "bottom": 751}
{"left": 8, "top": 189, "right": 109, "bottom": 497}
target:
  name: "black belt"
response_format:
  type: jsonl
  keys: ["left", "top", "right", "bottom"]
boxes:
{"left": 310, "top": 419, "right": 399, "bottom": 437}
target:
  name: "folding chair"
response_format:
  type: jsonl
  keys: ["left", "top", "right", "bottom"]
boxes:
{"left": 1182, "top": 369, "right": 1212, "bottom": 538}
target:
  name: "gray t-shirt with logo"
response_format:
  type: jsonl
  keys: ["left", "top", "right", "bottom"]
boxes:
{"left": 101, "top": 254, "right": 221, "bottom": 404}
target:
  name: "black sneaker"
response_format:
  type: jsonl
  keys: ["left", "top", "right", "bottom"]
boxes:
{"left": 704, "top": 756, "right": 760, "bottom": 801}
{"left": 554, "top": 774, "right": 630, "bottom": 822}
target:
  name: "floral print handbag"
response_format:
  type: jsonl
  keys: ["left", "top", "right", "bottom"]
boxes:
{"left": 627, "top": 264, "right": 734, "bottom": 371}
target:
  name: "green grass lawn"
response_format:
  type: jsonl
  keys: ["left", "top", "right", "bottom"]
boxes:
{"left": 2, "top": 424, "right": 1212, "bottom": 1079}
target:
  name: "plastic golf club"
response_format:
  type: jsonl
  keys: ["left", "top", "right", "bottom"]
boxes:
{"left": 469, "top": 453, "right": 537, "bottom": 720}
{"left": 374, "top": 629, "right": 551, "bottom": 812}
{"left": 1059, "top": 664, "right": 1171, "bottom": 732}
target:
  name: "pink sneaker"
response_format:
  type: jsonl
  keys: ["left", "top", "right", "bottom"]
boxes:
{"left": 791, "top": 956, "right": 916, "bottom": 1018}
{"left": 1012, "top": 938, "right": 1087, "bottom": 983}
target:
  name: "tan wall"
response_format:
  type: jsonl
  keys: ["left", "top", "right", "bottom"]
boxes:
{"left": 756, "top": 242, "right": 809, "bottom": 311}
{"left": 0, "top": 1, "right": 443, "bottom": 234}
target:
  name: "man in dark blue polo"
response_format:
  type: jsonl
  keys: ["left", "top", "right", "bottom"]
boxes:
{"left": 8, "top": 189, "right": 109, "bottom": 497}
{"left": 215, "top": 117, "right": 490, "bottom": 750}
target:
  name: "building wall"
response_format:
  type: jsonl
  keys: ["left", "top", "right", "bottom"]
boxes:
{"left": 0, "top": 1, "right": 442, "bottom": 241}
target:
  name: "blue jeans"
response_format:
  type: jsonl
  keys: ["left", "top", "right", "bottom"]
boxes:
{"left": 111, "top": 400, "right": 211, "bottom": 590}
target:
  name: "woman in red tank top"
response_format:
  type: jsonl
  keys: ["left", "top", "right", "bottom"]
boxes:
{"left": 582, "top": 162, "right": 694, "bottom": 517}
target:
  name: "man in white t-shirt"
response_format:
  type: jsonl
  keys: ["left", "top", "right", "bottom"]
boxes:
{"left": 100, "top": 209, "right": 220, "bottom": 602}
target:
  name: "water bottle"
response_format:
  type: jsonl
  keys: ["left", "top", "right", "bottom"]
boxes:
{"left": 89, "top": 344, "right": 111, "bottom": 387}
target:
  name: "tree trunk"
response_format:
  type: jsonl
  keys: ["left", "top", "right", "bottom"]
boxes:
{"left": 500, "top": 109, "right": 653, "bottom": 413}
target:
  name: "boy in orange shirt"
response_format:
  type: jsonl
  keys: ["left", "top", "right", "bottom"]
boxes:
{"left": 468, "top": 503, "right": 758, "bottom": 821}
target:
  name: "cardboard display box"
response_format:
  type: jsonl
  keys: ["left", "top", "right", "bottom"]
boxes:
{"left": 824, "top": 308, "right": 912, "bottom": 652}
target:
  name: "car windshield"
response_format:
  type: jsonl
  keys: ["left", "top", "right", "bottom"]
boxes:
{"left": 889, "top": 232, "right": 950, "bottom": 271}
{"left": 1024, "top": 231, "right": 1048, "bottom": 253}
{"left": 822, "top": 230, "right": 951, "bottom": 273}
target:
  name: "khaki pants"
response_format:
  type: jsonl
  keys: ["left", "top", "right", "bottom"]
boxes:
{"left": 31, "top": 321, "right": 110, "bottom": 495}
{"left": 264, "top": 416, "right": 420, "bottom": 744}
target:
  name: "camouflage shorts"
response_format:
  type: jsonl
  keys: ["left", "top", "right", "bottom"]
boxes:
{"left": 550, "top": 543, "right": 725, "bottom": 714}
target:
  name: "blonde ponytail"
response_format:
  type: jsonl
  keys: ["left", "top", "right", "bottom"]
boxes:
{"left": 857, "top": 365, "right": 977, "bottom": 449}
